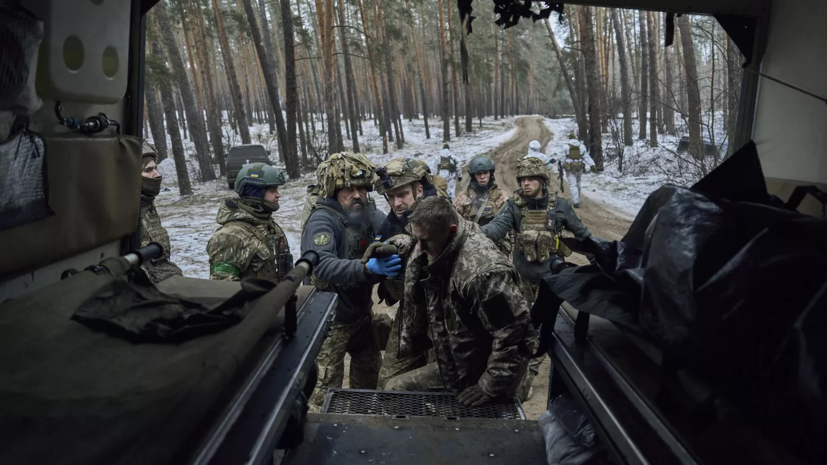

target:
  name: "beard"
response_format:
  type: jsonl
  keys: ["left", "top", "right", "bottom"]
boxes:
{"left": 345, "top": 199, "right": 369, "bottom": 222}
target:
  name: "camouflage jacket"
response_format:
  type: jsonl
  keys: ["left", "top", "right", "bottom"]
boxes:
{"left": 397, "top": 218, "right": 536, "bottom": 399}
{"left": 453, "top": 183, "right": 509, "bottom": 226}
{"left": 207, "top": 198, "right": 290, "bottom": 282}
{"left": 140, "top": 200, "right": 183, "bottom": 283}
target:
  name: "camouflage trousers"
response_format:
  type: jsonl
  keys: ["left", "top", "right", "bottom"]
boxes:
{"left": 385, "top": 362, "right": 446, "bottom": 392}
{"left": 377, "top": 316, "right": 428, "bottom": 389}
{"left": 517, "top": 278, "right": 545, "bottom": 401}
{"left": 309, "top": 313, "right": 381, "bottom": 410}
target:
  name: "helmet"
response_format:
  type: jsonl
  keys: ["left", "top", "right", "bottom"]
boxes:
{"left": 442, "top": 143, "right": 450, "bottom": 150}
{"left": 235, "top": 163, "right": 286, "bottom": 197}
{"left": 468, "top": 156, "right": 495, "bottom": 175}
{"left": 142, "top": 142, "right": 157, "bottom": 165}
{"left": 375, "top": 158, "right": 428, "bottom": 194}
{"left": 568, "top": 132, "right": 577, "bottom": 139}
{"left": 528, "top": 140, "right": 541, "bottom": 152}
{"left": 516, "top": 157, "right": 549, "bottom": 182}
{"left": 316, "top": 152, "right": 376, "bottom": 198}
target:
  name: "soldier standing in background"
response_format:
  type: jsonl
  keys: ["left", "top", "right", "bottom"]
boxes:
{"left": 453, "top": 156, "right": 511, "bottom": 255}
{"left": 436, "top": 143, "right": 462, "bottom": 199}
{"left": 206, "top": 163, "right": 291, "bottom": 282}
{"left": 139, "top": 144, "right": 183, "bottom": 282}
{"left": 301, "top": 152, "right": 400, "bottom": 410}
{"left": 481, "top": 157, "right": 591, "bottom": 399}
{"left": 560, "top": 132, "right": 595, "bottom": 208}
{"left": 384, "top": 197, "right": 537, "bottom": 406}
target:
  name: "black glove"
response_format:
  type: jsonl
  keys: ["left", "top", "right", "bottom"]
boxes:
{"left": 457, "top": 385, "right": 494, "bottom": 407}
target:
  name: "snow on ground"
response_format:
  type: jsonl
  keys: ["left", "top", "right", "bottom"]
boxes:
{"left": 152, "top": 116, "right": 518, "bottom": 278}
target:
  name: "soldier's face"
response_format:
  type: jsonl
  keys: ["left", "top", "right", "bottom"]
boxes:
{"left": 142, "top": 160, "right": 161, "bottom": 179}
{"left": 412, "top": 222, "right": 457, "bottom": 259}
{"left": 337, "top": 186, "right": 368, "bottom": 212}
{"left": 264, "top": 186, "right": 281, "bottom": 203}
{"left": 474, "top": 171, "right": 491, "bottom": 186}
{"left": 521, "top": 177, "right": 543, "bottom": 198}
{"left": 387, "top": 184, "right": 423, "bottom": 219}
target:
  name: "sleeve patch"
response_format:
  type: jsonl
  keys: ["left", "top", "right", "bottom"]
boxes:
{"left": 211, "top": 262, "right": 240, "bottom": 277}
{"left": 313, "top": 232, "right": 332, "bottom": 246}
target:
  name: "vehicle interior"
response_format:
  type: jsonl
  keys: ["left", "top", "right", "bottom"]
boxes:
{"left": 0, "top": 0, "right": 823, "bottom": 464}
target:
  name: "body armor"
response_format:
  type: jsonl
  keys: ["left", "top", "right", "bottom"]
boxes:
{"left": 310, "top": 204, "right": 375, "bottom": 290}
{"left": 514, "top": 194, "right": 559, "bottom": 263}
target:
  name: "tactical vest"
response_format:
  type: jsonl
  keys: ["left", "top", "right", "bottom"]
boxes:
{"left": 514, "top": 195, "right": 560, "bottom": 263}
{"left": 309, "top": 204, "right": 375, "bottom": 290}
{"left": 232, "top": 220, "right": 287, "bottom": 282}
{"left": 567, "top": 144, "right": 582, "bottom": 160}
{"left": 438, "top": 156, "right": 457, "bottom": 173}
{"left": 468, "top": 189, "right": 497, "bottom": 226}
{"left": 140, "top": 204, "right": 172, "bottom": 262}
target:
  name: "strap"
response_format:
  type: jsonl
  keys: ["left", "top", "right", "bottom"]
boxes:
{"left": 472, "top": 188, "right": 493, "bottom": 224}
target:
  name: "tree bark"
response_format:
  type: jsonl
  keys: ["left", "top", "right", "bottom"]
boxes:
{"left": 241, "top": 0, "right": 290, "bottom": 166}
{"left": 570, "top": 6, "right": 587, "bottom": 138}
{"left": 407, "top": 3, "right": 430, "bottom": 138}
{"left": 664, "top": 37, "right": 676, "bottom": 135}
{"left": 145, "top": 87, "right": 169, "bottom": 161}
{"left": 336, "top": 0, "right": 361, "bottom": 151}
{"left": 355, "top": 0, "right": 387, "bottom": 153}
{"left": 446, "top": 2, "right": 460, "bottom": 136}
{"left": 638, "top": 10, "right": 649, "bottom": 140}
{"left": 726, "top": 35, "right": 742, "bottom": 156}
{"left": 545, "top": 18, "right": 587, "bottom": 142}
{"left": 191, "top": 0, "right": 226, "bottom": 175}
{"left": 492, "top": 20, "right": 499, "bottom": 121}
{"left": 436, "top": 0, "right": 451, "bottom": 141}
{"left": 148, "top": 21, "right": 192, "bottom": 195}
{"left": 580, "top": 6, "right": 604, "bottom": 171}
{"left": 280, "top": 0, "right": 300, "bottom": 177}
{"left": 610, "top": 9, "right": 633, "bottom": 146}
{"left": 677, "top": 15, "right": 703, "bottom": 161}
{"left": 155, "top": 0, "right": 214, "bottom": 181}
{"left": 377, "top": 5, "right": 402, "bottom": 149}
{"left": 257, "top": 0, "right": 278, "bottom": 134}
{"left": 211, "top": 0, "right": 251, "bottom": 145}
{"left": 646, "top": 12, "right": 659, "bottom": 147}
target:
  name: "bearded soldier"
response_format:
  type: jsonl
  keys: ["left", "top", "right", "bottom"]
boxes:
{"left": 453, "top": 156, "right": 511, "bottom": 255}
{"left": 436, "top": 143, "right": 462, "bottom": 199}
{"left": 207, "top": 163, "right": 291, "bottom": 282}
{"left": 301, "top": 152, "right": 400, "bottom": 410}
{"left": 481, "top": 157, "right": 591, "bottom": 398}
{"left": 384, "top": 197, "right": 537, "bottom": 406}
{"left": 371, "top": 158, "right": 438, "bottom": 388}
{"left": 139, "top": 144, "right": 183, "bottom": 282}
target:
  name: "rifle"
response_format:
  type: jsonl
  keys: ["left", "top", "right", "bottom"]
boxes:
{"left": 558, "top": 160, "right": 565, "bottom": 193}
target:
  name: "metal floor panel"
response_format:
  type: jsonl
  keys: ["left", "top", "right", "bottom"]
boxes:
{"left": 321, "top": 389, "right": 526, "bottom": 420}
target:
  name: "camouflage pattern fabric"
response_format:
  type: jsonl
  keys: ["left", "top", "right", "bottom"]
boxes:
{"left": 309, "top": 313, "right": 381, "bottom": 410}
{"left": 515, "top": 157, "right": 550, "bottom": 181}
{"left": 139, "top": 202, "right": 183, "bottom": 283}
{"left": 454, "top": 183, "right": 512, "bottom": 255}
{"left": 375, "top": 157, "right": 428, "bottom": 194}
{"left": 316, "top": 152, "right": 376, "bottom": 198}
{"left": 517, "top": 201, "right": 558, "bottom": 264}
{"left": 397, "top": 218, "right": 537, "bottom": 399}
{"left": 378, "top": 315, "right": 428, "bottom": 389}
{"left": 431, "top": 175, "right": 450, "bottom": 199}
{"left": 437, "top": 155, "right": 459, "bottom": 173}
{"left": 385, "top": 362, "right": 445, "bottom": 392}
{"left": 206, "top": 199, "right": 289, "bottom": 282}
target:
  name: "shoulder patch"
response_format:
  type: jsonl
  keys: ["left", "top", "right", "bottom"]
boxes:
{"left": 313, "top": 232, "right": 332, "bottom": 246}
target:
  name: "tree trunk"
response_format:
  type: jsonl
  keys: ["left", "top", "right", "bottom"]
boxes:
{"left": 155, "top": 0, "right": 214, "bottom": 181}
{"left": 493, "top": 20, "right": 499, "bottom": 121}
{"left": 638, "top": 10, "right": 649, "bottom": 140}
{"left": 191, "top": 0, "right": 226, "bottom": 175}
{"left": 256, "top": 0, "right": 278, "bottom": 134}
{"left": 580, "top": 6, "right": 604, "bottom": 171}
{"left": 336, "top": 0, "right": 361, "bottom": 151}
{"left": 377, "top": 5, "right": 402, "bottom": 149}
{"left": 211, "top": 0, "right": 251, "bottom": 144}
{"left": 610, "top": 9, "right": 633, "bottom": 146}
{"left": 545, "top": 18, "right": 587, "bottom": 143}
{"left": 664, "top": 38, "right": 677, "bottom": 135}
{"left": 726, "top": 35, "right": 742, "bottom": 156}
{"left": 437, "top": 0, "right": 450, "bottom": 141}
{"left": 646, "top": 12, "right": 659, "bottom": 147}
{"left": 280, "top": 0, "right": 300, "bottom": 177}
{"left": 407, "top": 2, "right": 430, "bottom": 138}
{"left": 355, "top": 0, "right": 387, "bottom": 152}
{"left": 148, "top": 23, "right": 192, "bottom": 195}
{"left": 446, "top": 2, "right": 460, "bottom": 137}
{"left": 678, "top": 15, "right": 703, "bottom": 161}
{"left": 145, "top": 87, "right": 169, "bottom": 161}
{"left": 570, "top": 6, "right": 587, "bottom": 138}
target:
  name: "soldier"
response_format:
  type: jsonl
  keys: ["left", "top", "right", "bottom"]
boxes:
{"left": 481, "top": 157, "right": 591, "bottom": 398}
{"left": 525, "top": 139, "right": 544, "bottom": 161}
{"left": 418, "top": 160, "right": 450, "bottom": 199}
{"left": 372, "top": 157, "right": 438, "bottom": 388}
{"left": 435, "top": 143, "right": 462, "bottom": 199}
{"left": 384, "top": 197, "right": 537, "bottom": 406}
{"left": 207, "top": 163, "right": 291, "bottom": 282}
{"left": 453, "top": 155, "right": 511, "bottom": 255}
{"left": 139, "top": 144, "right": 183, "bottom": 282}
{"left": 301, "top": 152, "right": 401, "bottom": 410}
{"left": 559, "top": 132, "right": 596, "bottom": 208}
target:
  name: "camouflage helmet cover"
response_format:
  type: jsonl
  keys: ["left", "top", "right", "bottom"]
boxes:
{"left": 316, "top": 152, "right": 376, "bottom": 197}
{"left": 568, "top": 131, "right": 577, "bottom": 139}
{"left": 516, "top": 157, "right": 549, "bottom": 182}
{"left": 141, "top": 142, "right": 157, "bottom": 166}
{"left": 375, "top": 157, "right": 429, "bottom": 194}
{"left": 234, "top": 162, "right": 286, "bottom": 196}
{"left": 468, "top": 155, "right": 495, "bottom": 175}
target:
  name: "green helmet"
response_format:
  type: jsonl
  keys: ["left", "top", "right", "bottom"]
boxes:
{"left": 316, "top": 152, "right": 376, "bottom": 198}
{"left": 468, "top": 156, "right": 495, "bottom": 175}
{"left": 235, "top": 163, "right": 286, "bottom": 197}
{"left": 375, "top": 158, "right": 429, "bottom": 194}
{"left": 516, "top": 157, "right": 549, "bottom": 182}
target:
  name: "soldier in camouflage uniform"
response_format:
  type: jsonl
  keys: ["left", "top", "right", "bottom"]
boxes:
{"left": 207, "top": 163, "right": 291, "bottom": 282}
{"left": 372, "top": 158, "right": 438, "bottom": 388}
{"left": 301, "top": 152, "right": 400, "bottom": 410}
{"left": 436, "top": 143, "right": 462, "bottom": 199}
{"left": 481, "top": 157, "right": 591, "bottom": 398}
{"left": 453, "top": 156, "right": 511, "bottom": 255}
{"left": 139, "top": 144, "right": 183, "bottom": 282}
{"left": 384, "top": 197, "right": 537, "bottom": 406}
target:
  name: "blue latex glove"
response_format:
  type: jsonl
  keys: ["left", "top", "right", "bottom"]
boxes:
{"left": 367, "top": 254, "right": 402, "bottom": 277}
